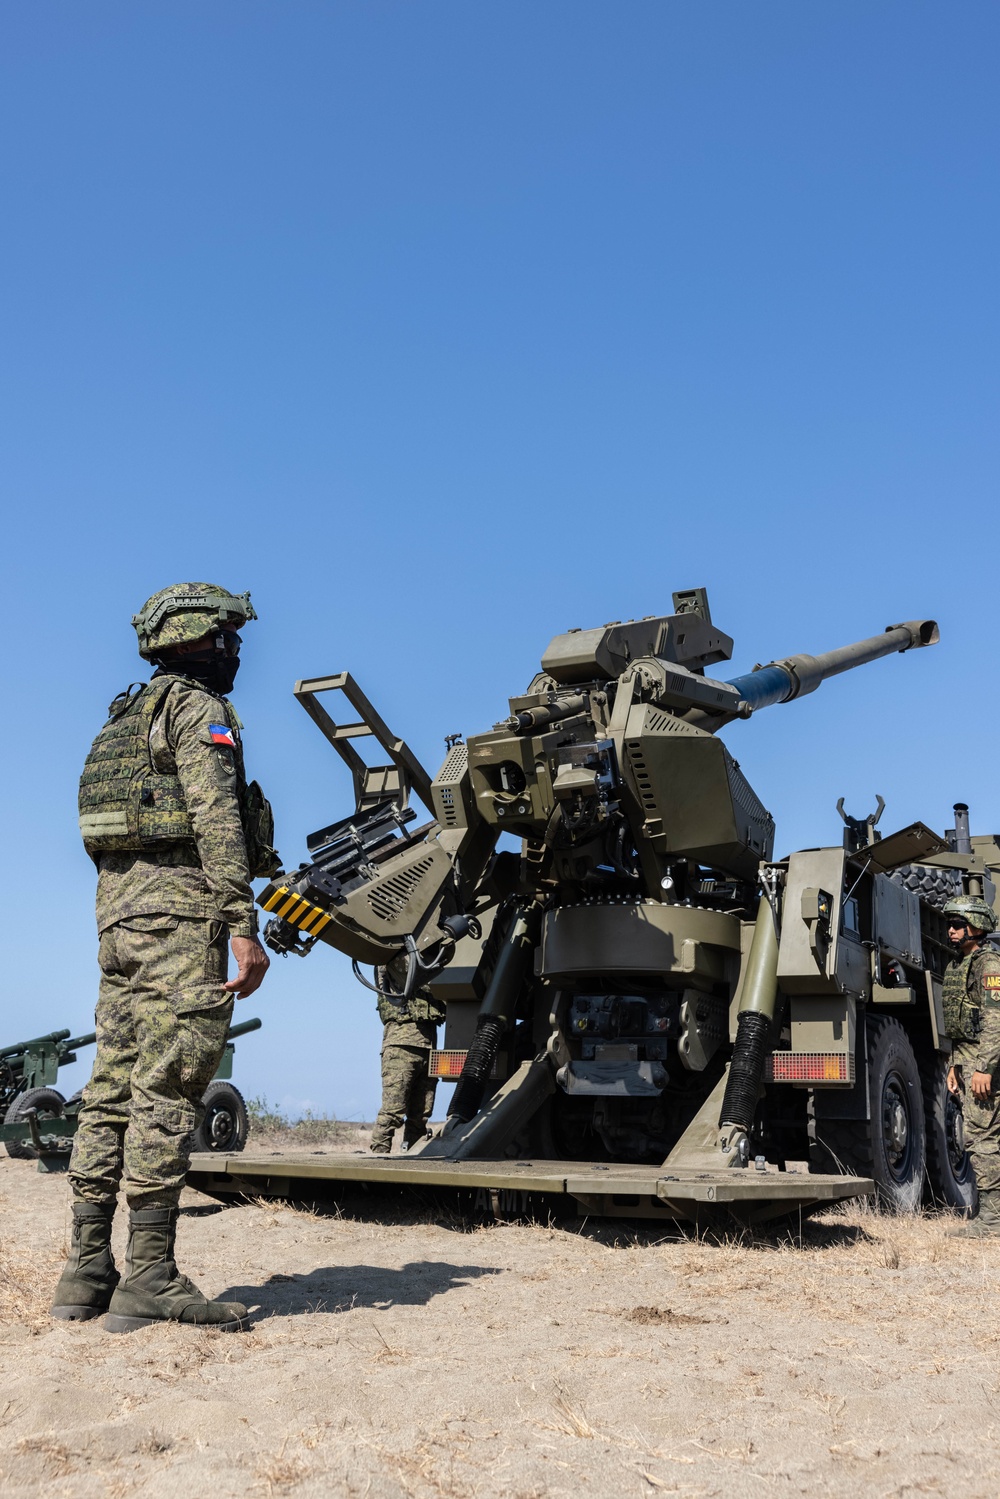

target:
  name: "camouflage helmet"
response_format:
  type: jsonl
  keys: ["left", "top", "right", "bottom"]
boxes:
{"left": 942, "top": 895, "right": 998, "bottom": 934}
{"left": 132, "top": 583, "right": 257, "bottom": 660}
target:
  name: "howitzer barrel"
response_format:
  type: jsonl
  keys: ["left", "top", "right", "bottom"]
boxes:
{"left": 225, "top": 1017, "right": 263, "bottom": 1041}
{"left": 63, "top": 1033, "right": 97, "bottom": 1053}
{"left": 0, "top": 1028, "right": 71, "bottom": 1060}
{"left": 727, "top": 619, "right": 938, "bottom": 713}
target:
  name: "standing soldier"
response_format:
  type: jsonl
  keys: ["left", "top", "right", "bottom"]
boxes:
{"left": 52, "top": 583, "right": 280, "bottom": 1332}
{"left": 943, "top": 895, "right": 1000, "bottom": 1234}
{"left": 370, "top": 970, "right": 445, "bottom": 1154}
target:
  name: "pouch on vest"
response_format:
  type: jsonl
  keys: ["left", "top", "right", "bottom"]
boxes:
{"left": 241, "top": 778, "right": 281, "bottom": 879}
{"left": 942, "top": 953, "right": 984, "bottom": 1043}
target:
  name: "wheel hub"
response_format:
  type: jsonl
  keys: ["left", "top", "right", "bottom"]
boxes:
{"left": 881, "top": 1073, "right": 913, "bottom": 1179}
{"left": 207, "top": 1106, "right": 235, "bottom": 1149}
{"left": 945, "top": 1091, "right": 966, "bottom": 1173}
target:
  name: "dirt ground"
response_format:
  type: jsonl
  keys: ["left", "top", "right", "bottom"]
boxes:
{"left": 3, "top": 1141, "right": 1000, "bottom": 1499}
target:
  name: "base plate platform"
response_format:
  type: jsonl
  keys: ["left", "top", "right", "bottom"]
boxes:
{"left": 187, "top": 1151, "right": 872, "bottom": 1226}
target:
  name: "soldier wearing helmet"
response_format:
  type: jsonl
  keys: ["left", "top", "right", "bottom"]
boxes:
{"left": 52, "top": 584, "right": 280, "bottom": 1331}
{"left": 942, "top": 894, "right": 1000, "bottom": 1234}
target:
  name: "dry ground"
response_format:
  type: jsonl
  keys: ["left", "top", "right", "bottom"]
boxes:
{"left": 2, "top": 1143, "right": 1000, "bottom": 1499}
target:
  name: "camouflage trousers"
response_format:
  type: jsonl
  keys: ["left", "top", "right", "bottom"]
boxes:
{"left": 69, "top": 915, "right": 233, "bottom": 1210}
{"left": 953, "top": 1045, "right": 1000, "bottom": 1191}
{"left": 371, "top": 1045, "right": 437, "bottom": 1152}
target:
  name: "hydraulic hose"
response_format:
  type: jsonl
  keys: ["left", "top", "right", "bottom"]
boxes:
{"left": 448, "top": 902, "right": 542, "bottom": 1123}
{"left": 719, "top": 893, "right": 780, "bottom": 1134}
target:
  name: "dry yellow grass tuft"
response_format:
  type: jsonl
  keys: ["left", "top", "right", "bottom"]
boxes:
{"left": 15, "top": 1434, "right": 79, "bottom": 1476}
{"left": 255, "top": 1452, "right": 313, "bottom": 1494}
{"left": 0, "top": 1238, "right": 62, "bottom": 1332}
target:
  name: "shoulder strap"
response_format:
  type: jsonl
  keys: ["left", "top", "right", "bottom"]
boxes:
{"left": 105, "top": 681, "right": 148, "bottom": 720}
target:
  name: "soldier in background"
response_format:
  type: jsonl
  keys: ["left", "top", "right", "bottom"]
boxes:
{"left": 52, "top": 583, "right": 280, "bottom": 1331}
{"left": 370, "top": 967, "right": 445, "bottom": 1153}
{"left": 943, "top": 895, "right": 1000, "bottom": 1235}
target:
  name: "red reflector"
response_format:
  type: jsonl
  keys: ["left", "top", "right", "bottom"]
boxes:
{"left": 769, "top": 1052, "right": 853, "bottom": 1084}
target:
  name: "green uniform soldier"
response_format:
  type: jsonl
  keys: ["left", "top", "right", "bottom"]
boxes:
{"left": 370, "top": 973, "right": 445, "bottom": 1154}
{"left": 943, "top": 895, "right": 1000, "bottom": 1234}
{"left": 52, "top": 583, "right": 280, "bottom": 1332}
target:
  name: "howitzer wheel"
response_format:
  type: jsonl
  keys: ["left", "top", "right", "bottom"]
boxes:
{"left": 193, "top": 1081, "right": 248, "bottom": 1154}
{"left": 811, "top": 1018, "right": 926, "bottom": 1213}
{"left": 923, "top": 1062, "right": 978, "bottom": 1214}
{"left": 3, "top": 1087, "right": 66, "bottom": 1161}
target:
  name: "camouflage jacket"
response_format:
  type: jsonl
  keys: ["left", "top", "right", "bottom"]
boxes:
{"left": 92, "top": 677, "right": 266, "bottom": 937}
{"left": 376, "top": 958, "right": 444, "bottom": 1048}
{"left": 381, "top": 1014, "right": 440, "bottom": 1050}
{"left": 945, "top": 943, "right": 1000, "bottom": 1074}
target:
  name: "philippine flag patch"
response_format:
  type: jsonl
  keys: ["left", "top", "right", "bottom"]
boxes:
{"left": 209, "top": 724, "right": 236, "bottom": 747}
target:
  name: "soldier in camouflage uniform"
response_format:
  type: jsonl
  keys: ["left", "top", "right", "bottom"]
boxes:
{"left": 52, "top": 583, "right": 280, "bottom": 1332}
{"left": 370, "top": 967, "right": 445, "bottom": 1153}
{"left": 942, "top": 895, "right": 1000, "bottom": 1234}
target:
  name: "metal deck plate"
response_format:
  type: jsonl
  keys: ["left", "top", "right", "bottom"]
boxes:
{"left": 187, "top": 1151, "right": 872, "bottom": 1221}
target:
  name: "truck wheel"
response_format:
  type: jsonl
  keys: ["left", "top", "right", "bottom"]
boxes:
{"left": 923, "top": 1063, "right": 978, "bottom": 1214}
{"left": 811, "top": 1018, "right": 926, "bottom": 1213}
{"left": 193, "top": 1081, "right": 248, "bottom": 1153}
{"left": 3, "top": 1087, "right": 66, "bottom": 1161}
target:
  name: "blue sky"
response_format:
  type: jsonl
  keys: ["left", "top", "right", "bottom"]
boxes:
{"left": 1, "top": 3, "right": 997, "bottom": 1118}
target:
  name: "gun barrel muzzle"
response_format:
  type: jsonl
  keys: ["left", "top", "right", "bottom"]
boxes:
{"left": 727, "top": 619, "right": 939, "bottom": 713}
{"left": 225, "top": 1017, "right": 263, "bottom": 1041}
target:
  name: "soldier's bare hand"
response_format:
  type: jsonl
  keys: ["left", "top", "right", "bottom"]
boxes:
{"left": 225, "top": 936, "right": 270, "bottom": 998}
{"left": 947, "top": 1066, "right": 960, "bottom": 1095}
{"left": 971, "top": 1070, "right": 994, "bottom": 1104}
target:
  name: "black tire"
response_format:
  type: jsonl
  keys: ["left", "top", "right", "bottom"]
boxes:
{"left": 923, "top": 1062, "right": 978, "bottom": 1214}
{"left": 811, "top": 1017, "right": 926, "bottom": 1213}
{"left": 4, "top": 1087, "right": 66, "bottom": 1161}
{"left": 192, "top": 1081, "right": 248, "bottom": 1154}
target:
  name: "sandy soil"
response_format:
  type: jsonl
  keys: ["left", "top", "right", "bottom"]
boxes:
{"left": 3, "top": 1143, "right": 1000, "bottom": 1499}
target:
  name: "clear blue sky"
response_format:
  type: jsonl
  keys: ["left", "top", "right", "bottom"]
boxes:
{"left": 1, "top": 3, "right": 997, "bottom": 1119}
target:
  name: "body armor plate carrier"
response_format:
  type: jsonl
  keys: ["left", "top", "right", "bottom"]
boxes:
{"left": 78, "top": 677, "right": 279, "bottom": 878}
{"left": 942, "top": 948, "right": 988, "bottom": 1043}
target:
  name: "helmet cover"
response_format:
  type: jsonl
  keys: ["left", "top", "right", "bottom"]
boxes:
{"left": 942, "top": 895, "right": 998, "bottom": 934}
{"left": 132, "top": 583, "right": 257, "bottom": 660}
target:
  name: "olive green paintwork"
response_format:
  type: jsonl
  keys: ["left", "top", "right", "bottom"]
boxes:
{"left": 256, "top": 592, "right": 985, "bottom": 1220}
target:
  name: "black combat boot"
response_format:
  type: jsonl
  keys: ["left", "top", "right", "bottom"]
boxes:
{"left": 51, "top": 1200, "right": 120, "bottom": 1321}
{"left": 103, "top": 1207, "right": 248, "bottom": 1333}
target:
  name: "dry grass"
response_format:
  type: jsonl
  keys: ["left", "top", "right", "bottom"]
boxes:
{"left": 622, "top": 1305, "right": 714, "bottom": 1326}
{"left": 0, "top": 1237, "right": 61, "bottom": 1332}
{"left": 548, "top": 1392, "right": 598, "bottom": 1439}
{"left": 245, "top": 1097, "right": 369, "bottom": 1150}
{"left": 15, "top": 1434, "right": 80, "bottom": 1477}
{"left": 255, "top": 1451, "right": 314, "bottom": 1494}
{"left": 4, "top": 1157, "right": 1000, "bottom": 1499}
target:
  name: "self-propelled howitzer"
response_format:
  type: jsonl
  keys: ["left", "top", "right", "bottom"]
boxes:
{"left": 252, "top": 592, "right": 962, "bottom": 1224}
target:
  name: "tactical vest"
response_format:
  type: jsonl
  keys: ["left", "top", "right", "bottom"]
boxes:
{"left": 78, "top": 677, "right": 279, "bottom": 878}
{"left": 942, "top": 947, "right": 989, "bottom": 1042}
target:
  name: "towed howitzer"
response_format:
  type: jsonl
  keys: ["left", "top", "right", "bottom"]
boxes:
{"left": 0, "top": 1029, "right": 96, "bottom": 1117}
{"left": 260, "top": 592, "right": 966, "bottom": 1221}
{"left": 3, "top": 1017, "right": 263, "bottom": 1170}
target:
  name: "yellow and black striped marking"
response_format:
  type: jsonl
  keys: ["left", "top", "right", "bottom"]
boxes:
{"left": 258, "top": 884, "right": 333, "bottom": 938}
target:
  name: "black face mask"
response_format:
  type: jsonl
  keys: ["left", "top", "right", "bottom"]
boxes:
{"left": 154, "top": 651, "right": 241, "bottom": 697}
